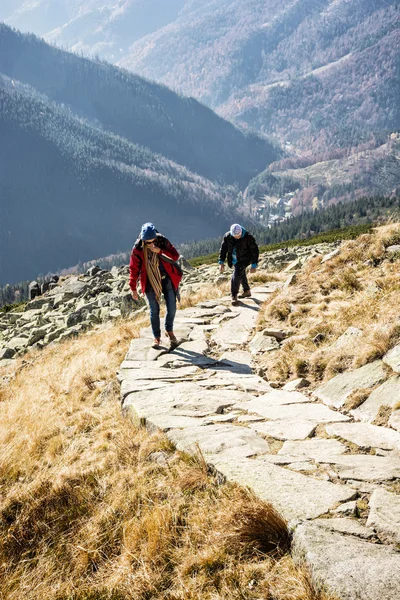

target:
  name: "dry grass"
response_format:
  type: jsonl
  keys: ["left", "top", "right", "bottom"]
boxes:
{"left": 0, "top": 298, "right": 336, "bottom": 599}
{"left": 258, "top": 223, "right": 400, "bottom": 385}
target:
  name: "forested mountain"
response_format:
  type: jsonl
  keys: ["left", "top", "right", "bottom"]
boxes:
{"left": 0, "top": 76, "right": 236, "bottom": 284}
{"left": 247, "top": 135, "right": 400, "bottom": 212}
{"left": 119, "top": 0, "right": 399, "bottom": 154}
{"left": 0, "top": 24, "right": 278, "bottom": 186}
{"left": 0, "top": 1, "right": 184, "bottom": 63}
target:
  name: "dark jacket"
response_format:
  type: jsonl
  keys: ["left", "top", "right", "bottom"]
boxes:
{"left": 219, "top": 231, "right": 259, "bottom": 269}
{"left": 129, "top": 234, "right": 181, "bottom": 294}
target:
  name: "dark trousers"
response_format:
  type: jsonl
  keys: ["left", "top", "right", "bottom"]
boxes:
{"left": 231, "top": 262, "right": 250, "bottom": 297}
{"left": 146, "top": 276, "right": 177, "bottom": 339}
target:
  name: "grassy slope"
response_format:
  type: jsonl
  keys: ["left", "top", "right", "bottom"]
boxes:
{"left": 0, "top": 287, "right": 336, "bottom": 600}
{"left": 257, "top": 223, "right": 400, "bottom": 398}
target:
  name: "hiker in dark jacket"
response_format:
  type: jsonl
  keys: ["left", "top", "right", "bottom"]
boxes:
{"left": 219, "top": 224, "right": 259, "bottom": 305}
{"left": 129, "top": 223, "right": 182, "bottom": 349}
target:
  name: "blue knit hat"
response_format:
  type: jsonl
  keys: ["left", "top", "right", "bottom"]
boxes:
{"left": 140, "top": 222, "right": 157, "bottom": 241}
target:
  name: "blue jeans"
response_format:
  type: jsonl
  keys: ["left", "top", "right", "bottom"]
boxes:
{"left": 146, "top": 276, "right": 177, "bottom": 339}
{"left": 231, "top": 262, "right": 250, "bottom": 297}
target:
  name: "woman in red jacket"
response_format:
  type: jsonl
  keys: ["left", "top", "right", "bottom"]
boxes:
{"left": 129, "top": 222, "right": 182, "bottom": 349}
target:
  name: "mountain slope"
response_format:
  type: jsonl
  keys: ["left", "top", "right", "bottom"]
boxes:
{"left": 0, "top": 23, "right": 278, "bottom": 187}
{"left": 0, "top": 1, "right": 186, "bottom": 62}
{"left": 119, "top": 0, "right": 399, "bottom": 153}
{"left": 0, "top": 77, "right": 234, "bottom": 284}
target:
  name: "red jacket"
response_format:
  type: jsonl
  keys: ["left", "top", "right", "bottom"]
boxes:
{"left": 129, "top": 234, "right": 182, "bottom": 294}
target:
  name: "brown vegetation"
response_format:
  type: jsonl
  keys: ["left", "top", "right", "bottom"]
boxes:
{"left": 258, "top": 224, "right": 400, "bottom": 385}
{"left": 0, "top": 290, "right": 335, "bottom": 599}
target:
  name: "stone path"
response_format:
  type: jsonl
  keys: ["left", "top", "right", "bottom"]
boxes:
{"left": 118, "top": 284, "right": 400, "bottom": 600}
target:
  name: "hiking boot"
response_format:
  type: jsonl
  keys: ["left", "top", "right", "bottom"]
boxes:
{"left": 239, "top": 290, "right": 252, "bottom": 298}
{"left": 166, "top": 331, "right": 179, "bottom": 350}
{"left": 231, "top": 296, "right": 239, "bottom": 306}
{"left": 152, "top": 338, "right": 161, "bottom": 349}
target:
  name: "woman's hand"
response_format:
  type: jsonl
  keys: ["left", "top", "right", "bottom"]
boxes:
{"left": 131, "top": 290, "right": 139, "bottom": 301}
{"left": 148, "top": 243, "right": 161, "bottom": 254}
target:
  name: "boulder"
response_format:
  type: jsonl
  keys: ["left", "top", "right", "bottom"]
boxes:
{"left": 29, "top": 281, "right": 40, "bottom": 300}
{"left": 313, "top": 360, "right": 387, "bottom": 409}
{"left": 351, "top": 375, "right": 400, "bottom": 422}
{"left": 87, "top": 265, "right": 101, "bottom": 277}
{"left": 383, "top": 344, "right": 400, "bottom": 373}
{"left": 249, "top": 331, "right": 280, "bottom": 354}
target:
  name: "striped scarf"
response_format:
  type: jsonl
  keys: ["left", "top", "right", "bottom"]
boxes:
{"left": 144, "top": 244, "right": 162, "bottom": 303}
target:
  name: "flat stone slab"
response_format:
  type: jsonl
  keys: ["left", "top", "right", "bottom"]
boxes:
{"left": 243, "top": 389, "right": 313, "bottom": 410}
{"left": 383, "top": 344, "right": 400, "bottom": 373}
{"left": 326, "top": 422, "right": 400, "bottom": 451}
{"left": 167, "top": 424, "right": 270, "bottom": 459}
{"left": 219, "top": 350, "right": 253, "bottom": 374}
{"left": 123, "top": 384, "right": 250, "bottom": 423}
{"left": 237, "top": 401, "right": 350, "bottom": 423}
{"left": 314, "top": 517, "right": 375, "bottom": 539}
{"left": 319, "top": 454, "right": 400, "bottom": 481}
{"left": 119, "top": 365, "right": 199, "bottom": 382}
{"left": 249, "top": 419, "right": 317, "bottom": 440}
{"left": 351, "top": 375, "right": 400, "bottom": 423}
{"left": 313, "top": 360, "right": 387, "bottom": 409}
{"left": 278, "top": 438, "right": 347, "bottom": 460}
{"left": 367, "top": 488, "right": 400, "bottom": 544}
{"left": 293, "top": 523, "right": 400, "bottom": 600}
{"left": 211, "top": 306, "right": 259, "bottom": 349}
{"left": 211, "top": 457, "right": 356, "bottom": 521}
{"left": 198, "top": 373, "right": 274, "bottom": 393}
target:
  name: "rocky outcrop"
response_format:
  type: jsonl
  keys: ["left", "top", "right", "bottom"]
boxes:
{"left": 0, "top": 242, "right": 338, "bottom": 362}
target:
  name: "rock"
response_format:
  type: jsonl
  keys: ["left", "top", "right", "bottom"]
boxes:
{"left": 178, "top": 255, "right": 194, "bottom": 271}
{"left": 383, "top": 344, "right": 400, "bottom": 373}
{"left": 240, "top": 390, "right": 312, "bottom": 411}
{"left": 29, "top": 280, "right": 40, "bottom": 300}
{"left": 283, "top": 378, "right": 310, "bottom": 391}
{"left": 321, "top": 247, "right": 341, "bottom": 263}
{"left": 386, "top": 244, "right": 400, "bottom": 253}
{"left": 48, "top": 277, "right": 87, "bottom": 299}
{"left": 351, "top": 375, "right": 400, "bottom": 422}
{"left": 313, "top": 360, "right": 387, "bottom": 409}
{"left": 325, "top": 422, "right": 400, "bottom": 451}
{"left": 219, "top": 350, "right": 253, "bottom": 374}
{"left": 283, "top": 258, "right": 301, "bottom": 272}
{"left": 0, "top": 347, "right": 15, "bottom": 359}
{"left": 122, "top": 383, "right": 250, "bottom": 419}
{"left": 211, "top": 457, "right": 356, "bottom": 521}
{"left": 318, "top": 454, "right": 400, "bottom": 482}
{"left": 41, "top": 281, "right": 50, "bottom": 295}
{"left": 284, "top": 273, "right": 297, "bottom": 287}
{"left": 367, "top": 488, "right": 400, "bottom": 544}
{"left": 293, "top": 523, "right": 400, "bottom": 600}
{"left": 6, "top": 337, "right": 29, "bottom": 351}
{"left": 249, "top": 331, "right": 280, "bottom": 354}
{"left": 315, "top": 517, "right": 374, "bottom": 539}
{"left": 331, "top": 327, "right": 363, "bottom": 350}
{"left": 249, "top": 419, "right": 316, "bottom": 441}
{"left": 87, "top": 265, "right": 101, "bottom": 277}
{"left": 278, "top": 438, "right": 347, "bottom": 461}
{"left": 211, "top": 304, "right": 259, "bottom": 349}
{"left": 389, "top": 410, "right": 400, "bottom": 432}
{"left": 167, "top": 424, "right": 270, "bottom": 459}
{"left": 333, "top": 500, "right": 357, "bottom": 516}
{"left": 236, "top": 400, "right": 350, "bottom": 423}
